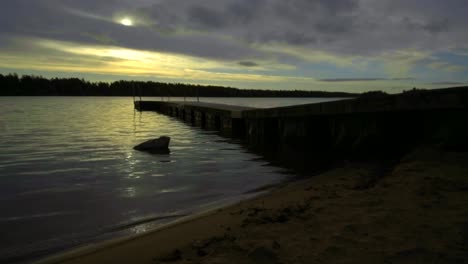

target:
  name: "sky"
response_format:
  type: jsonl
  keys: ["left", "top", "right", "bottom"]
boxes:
{"left": 1, "top": 0, "right": 468, "bottom": 93}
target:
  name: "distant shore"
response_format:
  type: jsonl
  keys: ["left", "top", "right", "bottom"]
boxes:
{"left": 36, "top": 146, "right": 468, "bottom": 264}
{"left": 0, "top": 73, "right": 357, "bottom": 97}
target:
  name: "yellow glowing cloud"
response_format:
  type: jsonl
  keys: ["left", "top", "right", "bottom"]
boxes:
{"left": 379, "top": 50, "right": 430, "bottom": 77}
{"left": 35, "top": 39, "right": 224, "bottom": 71}
{"left": 255, "top": 43, "right": 432, "bottom": 78}
{"left": 0, "top": 37, "right": 424, "bottom": 93}
{"left": 255, "top": 43, "right": 365, "bottom": 68}
{"left": 428, "top": 61, "right": 465, "bottom": 72}
{"left": 0, "top": 38, "right": 315, "bottom": 84}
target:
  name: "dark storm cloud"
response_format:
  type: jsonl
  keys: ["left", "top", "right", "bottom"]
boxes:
{"left": 273, "top": 0, "right": 358, "bottom": 19}
{"left": 225, "top": 0, "right": 264, "bottom": 24}
{"left": 320, "top": 0, "right": 358, "bottom": 13}
{"left": 281, "top": 32, "right": 317, "bottom": 45}
{"left": 188, "top": 6, "right": 227, "bottom": 29}
{"left": 138, "top": 0, "right": 468, "bottom": 56}
{"left": 0, "top": 0, "right": 120, "bottom": 42}
{"left": 401, "top": 17, "right": 450, "bottom": 34}
{"left": 238, "top": 61, "right": 259, "bottom": 67}
{"left": 315, "top": 18, "right": 355, "bottom": 34}
{"left": 1, "top": 0, "right": 468, "bottom": 61}
{"left": 423, "top": 19, "right": 450, "bottom": 34}
{"left": 248, "top": 31, "right": 317, "bottom": 46}
{"left": 0, "top": 0, "right": 264, "bottom": 61}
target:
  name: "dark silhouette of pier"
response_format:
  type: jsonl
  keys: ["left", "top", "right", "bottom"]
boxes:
{"left": 135, "top": 87, "right": 468, "bottom": 172}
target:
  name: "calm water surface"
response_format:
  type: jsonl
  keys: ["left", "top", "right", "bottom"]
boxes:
{"left": 0, "top": 97, "right": 341, "bottom": 262}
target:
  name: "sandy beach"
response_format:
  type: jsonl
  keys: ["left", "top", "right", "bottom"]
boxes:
{"left": 37, "top": 146, "right": 468, "bottom": 264}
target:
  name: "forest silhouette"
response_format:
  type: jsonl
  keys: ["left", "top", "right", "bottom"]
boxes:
{"left": 0, "top": 73, "right": 356, "bottom": 97}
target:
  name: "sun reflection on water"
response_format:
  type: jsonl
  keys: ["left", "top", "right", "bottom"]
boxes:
{"left": 130, "top": 224, "right": 148, "bottom": 235}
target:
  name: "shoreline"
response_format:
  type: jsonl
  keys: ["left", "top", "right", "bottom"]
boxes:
{"left": 36, "top": 146, "right": 468, "bottom": 263}
{"left": 32, "top": 183, "right": 285, "bottom": 264}
{"left": 3, "top": 176, "right": 286, "bottom": 264}
{"left": 34, "top": 188, "right": 280, "bottom": 264}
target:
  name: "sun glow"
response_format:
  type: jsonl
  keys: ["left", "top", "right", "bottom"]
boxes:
{"left": 120, "top": 18, "right": 133, "bottom": 26}
{"left": 1, "top": 38, "right": 318, "bottom": 86}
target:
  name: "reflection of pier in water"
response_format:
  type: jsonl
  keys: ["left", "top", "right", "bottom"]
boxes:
{"left": 135, "top": 88, "right": 468, "bottom": 172}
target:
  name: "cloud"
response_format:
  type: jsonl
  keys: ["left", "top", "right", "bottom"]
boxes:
{"left": 187, "top": 6, "right": 227, "bottom": 29}
{"left": 0, "top": 37, "right": 312, "bottom": 84}
{"left": 378, "top": 50, "right": 432, "bottom": 77}
{"left": 0, "top": 0, "right": 467, "bottom": 92}
{"left": 430, "top": 82, "right": 466, "bottom": 85}
{"left": 3, "top": 0, "right": 467, "bottom": 60}
{"left": 238, "top": 61, "right": 259, "bottom": 67}
{"left": 392, "top": 77, "right": 415, "bottom": 81}
{"left": 428, "top": 61, "right": 465, "bottom": 72}
{"left": 320, "top": 78, "right": 386, "bottom": 82}
{"left": 319, "top": 77, "right": 414, "bottom": 82}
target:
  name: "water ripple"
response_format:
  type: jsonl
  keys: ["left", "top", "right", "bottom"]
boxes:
{"left": 0, "top": 97, "right": 326, "bottom": 262}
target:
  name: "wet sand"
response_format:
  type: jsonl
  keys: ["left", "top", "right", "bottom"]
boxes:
{"left": 37, "top": 147, "right": 468, "bottom": 264}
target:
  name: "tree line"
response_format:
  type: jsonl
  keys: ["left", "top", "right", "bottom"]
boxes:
{"left": 0, "top": 74, "right": 356, "bottom": 97}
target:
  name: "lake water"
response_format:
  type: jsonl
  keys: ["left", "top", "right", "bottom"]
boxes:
{"left": 0, "top": 97, "right": 343, "bottom": 262}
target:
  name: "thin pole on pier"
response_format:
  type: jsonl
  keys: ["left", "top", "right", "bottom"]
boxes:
{"left": 138, "top": 83, "right": 142, "bottom": 102}
{"left": 132, "top": 83, "right": 136, "bottom": 102}
{"left": 197, "top": 87, "right": 200, "bottom": 102}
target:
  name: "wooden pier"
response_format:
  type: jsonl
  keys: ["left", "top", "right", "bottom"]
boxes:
{"left": 134, "top": 101, "right": 256, "bottom": 137}
{"left": 135, "top": 88, "right": 468, "bottom": 171}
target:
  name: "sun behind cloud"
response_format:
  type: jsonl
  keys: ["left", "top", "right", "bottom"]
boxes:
{"left": 120, "top": 18, "right": 133, "bottom": 26}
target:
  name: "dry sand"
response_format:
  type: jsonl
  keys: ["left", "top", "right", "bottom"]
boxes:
{"left": 37, "top": 147, "right": 468, "bottom": 264}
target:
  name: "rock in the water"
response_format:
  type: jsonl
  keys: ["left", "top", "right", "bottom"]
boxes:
{"left": 134, "top": 136, "right": 170, "bottom": 153}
